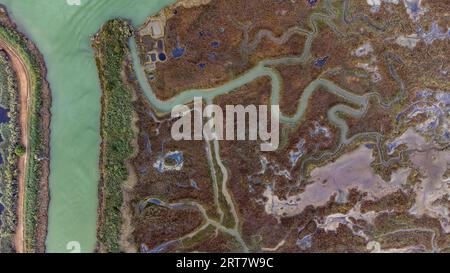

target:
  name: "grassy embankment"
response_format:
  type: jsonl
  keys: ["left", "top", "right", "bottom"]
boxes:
{"left": 0, "top": 50, "right": 19, "bottom": 252}
{"left": 0, "top": 24, "right": 46, "bottom": 252}
{"left": 93, "top": 20, "right": 135, "bottom": 252}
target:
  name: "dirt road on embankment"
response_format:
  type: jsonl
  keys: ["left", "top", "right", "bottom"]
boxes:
{"left": 0, "top": 40, "right": 30, "bottom": 253}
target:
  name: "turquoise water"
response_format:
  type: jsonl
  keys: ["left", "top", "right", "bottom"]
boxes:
{"left": 0, "top": 0, "right": 175, "bottom": 253}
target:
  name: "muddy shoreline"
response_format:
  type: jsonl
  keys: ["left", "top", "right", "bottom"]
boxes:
{"left": 0, "top": 5, "right": 52, "bottom": 253}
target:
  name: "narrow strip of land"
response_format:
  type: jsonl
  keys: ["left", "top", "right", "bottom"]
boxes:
{"left": 0, "top": 40, "right": 30, "bottom": 254}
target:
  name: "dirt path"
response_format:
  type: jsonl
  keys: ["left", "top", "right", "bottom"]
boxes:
{"left": 0, "top": 40, "right": 30, "bottom": 253}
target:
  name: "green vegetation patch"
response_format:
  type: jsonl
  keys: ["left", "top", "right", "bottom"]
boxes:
{"left": 0, "top": 50, "right": 19, "bottom": 252}
{"left": 92, "top": 19, "right": 135, "bottom": 253}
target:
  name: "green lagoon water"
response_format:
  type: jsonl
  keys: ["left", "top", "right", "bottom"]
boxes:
{"left": 0, "top": 0, "right": 175, "bottom": 253}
